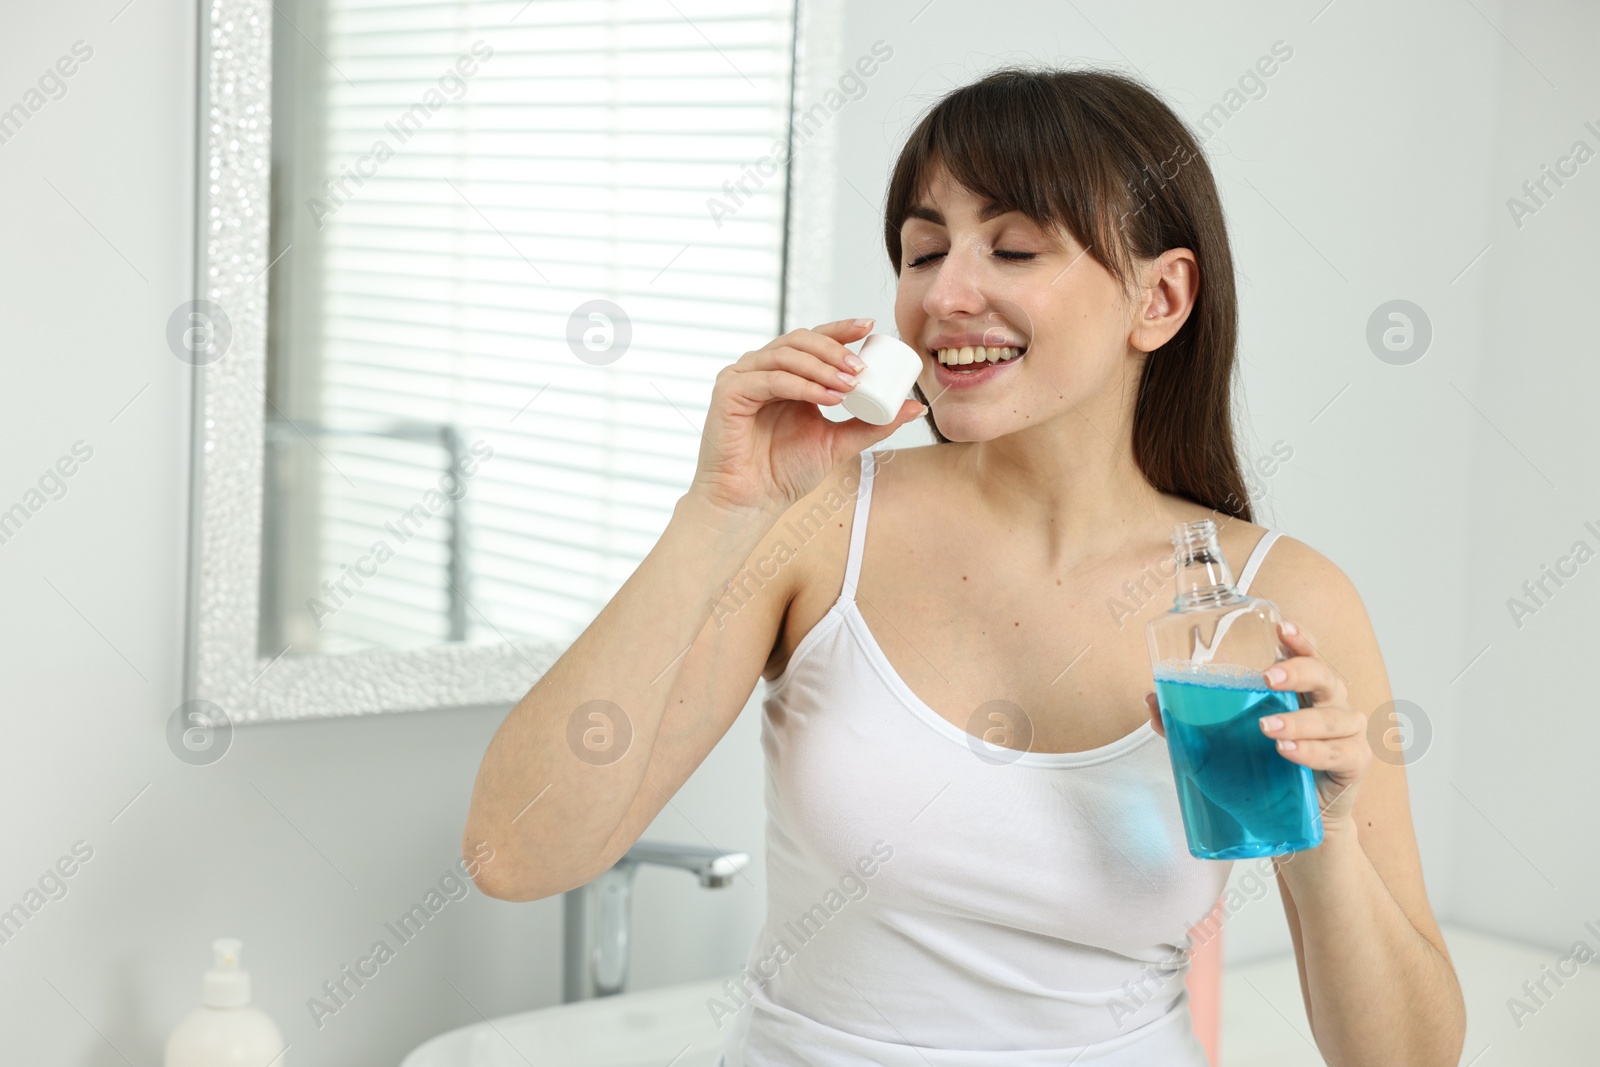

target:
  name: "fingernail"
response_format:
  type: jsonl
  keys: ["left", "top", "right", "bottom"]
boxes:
{"left": 845, "top": 354, "right": 867, "bottom": 371}
{"left": 1277, "top": 738, "right": 1297, "bottom": 751}
{"left": 1282, "top": 620, "right": 1298, "bottom": 636}
{"left": 1265, "top": 666, "right": 1286, "bottom": 685}
{"left": 836, "top": 370, "right": 859, "bottom": 387}
{"left": 1259, "top": 715, "right": 1283, "bottom": 733}
{"left": 851, "top": 317, "right": 874, "bottom": 328}
{"left": 824, "top": 388, "right": 846, "bottom": 399}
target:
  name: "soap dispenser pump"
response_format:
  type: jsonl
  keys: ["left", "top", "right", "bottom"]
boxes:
{"left": 165, "top": 938, "right": 286, "bottom": 1067}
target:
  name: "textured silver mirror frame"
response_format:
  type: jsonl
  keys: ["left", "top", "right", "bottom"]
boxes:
{"left": 183, "top": 0, "right": 836, "bottom": 721}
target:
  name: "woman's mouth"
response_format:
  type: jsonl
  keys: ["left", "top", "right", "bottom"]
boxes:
{"left": 931, "top": 345, "right": 1025, "bottom": 387}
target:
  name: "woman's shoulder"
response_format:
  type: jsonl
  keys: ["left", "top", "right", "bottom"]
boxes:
{"left": 766, "top": 446, "right": 931, "bottom": 589}
{"left": 1247, "top": 528, "right": 1355, "bottom": 593}
{"left": 1156, "top": 503, "right": 1357, "bottom": 606}
{"left": 1241, "top": 527, "right": 1371, "bottom": 635}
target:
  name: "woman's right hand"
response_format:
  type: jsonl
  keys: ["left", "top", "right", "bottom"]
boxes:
{"left": 686, "top": 318, "right": 927, "bottom": 517}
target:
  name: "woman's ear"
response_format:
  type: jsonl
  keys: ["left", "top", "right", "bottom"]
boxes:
{"left": 1130, "top": 248, "right": 1199, "bottom": 354}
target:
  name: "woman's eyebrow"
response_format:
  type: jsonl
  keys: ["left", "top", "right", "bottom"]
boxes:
{"left": 904, "top": 201, "right": 1016, "bottom": 226}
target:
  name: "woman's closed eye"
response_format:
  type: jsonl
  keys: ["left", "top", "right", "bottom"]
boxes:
{"left": 906, "top": 249, "right": 1039, "bottom": 269}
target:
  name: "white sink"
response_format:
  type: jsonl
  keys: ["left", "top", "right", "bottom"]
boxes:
{"left": 400, "top": 976, "right": 732, "bottom": 1067}
{"left": 403, "top": 924, "right": 1599, "bottom": 1065}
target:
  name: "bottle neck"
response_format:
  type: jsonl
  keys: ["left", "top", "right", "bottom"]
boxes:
{"left": 1173, "top": 544, "right": 1243, "bottom": 611}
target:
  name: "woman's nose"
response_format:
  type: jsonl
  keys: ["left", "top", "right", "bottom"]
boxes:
{"left": 921, "top": 244, "right": 987, "bottom": 318}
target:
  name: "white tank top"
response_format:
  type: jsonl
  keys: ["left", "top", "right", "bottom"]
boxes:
{"left": 716, "top": 449, "right": 1284, "bottom": 1066}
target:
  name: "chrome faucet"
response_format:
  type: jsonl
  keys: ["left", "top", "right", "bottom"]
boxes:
{"left": 562, "top": 840, "right": 751, "bottom": 1002}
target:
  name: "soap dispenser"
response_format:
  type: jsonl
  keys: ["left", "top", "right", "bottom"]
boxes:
{"left": 165, "top": 938, "right": 286, "bottom": 1067}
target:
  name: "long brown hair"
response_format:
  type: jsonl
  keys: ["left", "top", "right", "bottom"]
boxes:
{"left": 883, "top": 65, "right": 1254, "bottom": 523}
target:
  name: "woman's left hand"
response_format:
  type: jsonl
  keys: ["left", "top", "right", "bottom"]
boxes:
{"left": 1143, "top": 619, "right": 1371, "bottom": 831}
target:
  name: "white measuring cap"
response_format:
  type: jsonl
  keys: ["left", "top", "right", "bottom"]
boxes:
{"left": 840, "top": 333, "right": 923, "bottom": 425}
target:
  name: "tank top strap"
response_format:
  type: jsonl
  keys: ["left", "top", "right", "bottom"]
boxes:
{"left": 1236, "top": 527, "right": 1282, "bottom": 596}
{"left": 839, "top": 450, "right": 877, "bottom": 603}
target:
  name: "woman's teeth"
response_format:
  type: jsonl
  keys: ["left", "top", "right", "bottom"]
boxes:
{"left": 934, "top": 345, "right": 1023, "bottom": 367}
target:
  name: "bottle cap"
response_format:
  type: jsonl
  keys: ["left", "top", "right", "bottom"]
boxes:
{"left": 840, "top": 333, "right": 923, "bottom": 426}
{"left": 203, "top": 937, "right": 252, "bottom": 1008}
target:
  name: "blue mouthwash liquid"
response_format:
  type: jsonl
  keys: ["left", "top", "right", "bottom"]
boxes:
{"left": 1153, "top": 663, "right": 1323, "bottom": 859}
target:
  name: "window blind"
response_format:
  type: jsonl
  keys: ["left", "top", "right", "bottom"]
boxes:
{"left": 269, "top": 0, "right": 797, "bottom": 654}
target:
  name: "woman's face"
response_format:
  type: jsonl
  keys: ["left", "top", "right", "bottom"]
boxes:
{"left": 893, "top": 165, "right": 1149, "bottom": 443}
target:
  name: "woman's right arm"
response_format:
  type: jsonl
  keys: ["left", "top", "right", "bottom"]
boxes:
{"left": 462, "top": 318, "right": 925, "bottom": 901}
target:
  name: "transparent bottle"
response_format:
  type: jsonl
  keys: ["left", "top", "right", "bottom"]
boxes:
{"left": 1145, "top": 520, "right": 1323, "bottom": 859}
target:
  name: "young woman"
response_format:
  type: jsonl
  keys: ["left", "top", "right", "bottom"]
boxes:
{"left": 464, "top": 67, "right": 1466, "bottom": 1065}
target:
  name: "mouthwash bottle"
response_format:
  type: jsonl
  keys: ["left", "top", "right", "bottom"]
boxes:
{"left": 1145, "top": 520, "right": 1323, "bottom": 860}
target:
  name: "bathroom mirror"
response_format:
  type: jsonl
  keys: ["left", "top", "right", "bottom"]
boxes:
{"left": 185, "top": 0, "right": 825, "bottom": 720}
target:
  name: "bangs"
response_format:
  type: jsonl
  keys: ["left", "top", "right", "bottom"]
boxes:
{"left": 884, "top": 66, "right": 1142, "bottom": 289}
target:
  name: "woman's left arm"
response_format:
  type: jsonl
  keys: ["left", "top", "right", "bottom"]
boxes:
{"left": 1253, "top": 539, "right": 1467, "bottom": 1067}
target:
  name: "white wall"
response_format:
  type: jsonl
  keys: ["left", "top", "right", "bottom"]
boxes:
{"left": 2, "top": 0, "right": 1593, "bottom": 1065}
{"left": 1448, "top": 0, "right": 1600, "bottom": 949}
